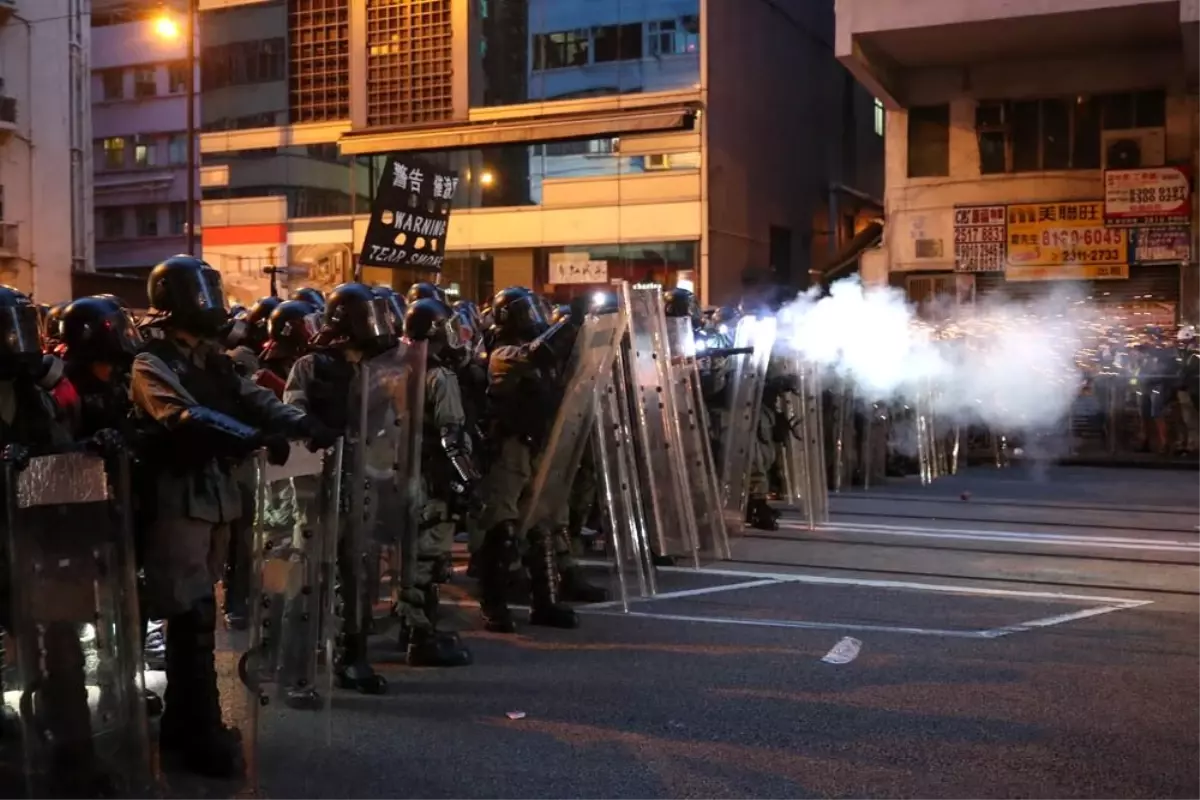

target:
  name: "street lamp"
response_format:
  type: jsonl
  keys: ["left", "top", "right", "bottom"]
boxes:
{"left": 153, "top": 1, "right": 197, "bottom": 255}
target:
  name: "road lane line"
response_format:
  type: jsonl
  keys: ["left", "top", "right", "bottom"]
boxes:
{"left": 583, "top": 578, "right": 782, "bottom": 610}
{"left": 979, "top": 600, "right": 1153, "bottom": 638}
{"left": 790, "top": 521, "right": 1200, "bottom": 550}
{"left": 583, "top": 609, "right": 992, "bottom": 638}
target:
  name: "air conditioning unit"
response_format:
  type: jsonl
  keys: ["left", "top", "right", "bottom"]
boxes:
{"left": 1102, "top": 128, "right": 1166, "bottom": 169}
{"left": 643, "top": 154, "right": 671, "bottom": 171}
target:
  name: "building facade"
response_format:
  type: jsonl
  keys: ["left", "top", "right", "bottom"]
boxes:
{"left": 839, "top": 0, "right": 1200, "bottom": 324}
{"left": 0, "top": 0, "right": 91, "bottom": 303}
{"left": 198, "top": 0, "right": 882, "bottom": 306}
{"left": 91, "top": 0, "right": 199, "bottom": 271}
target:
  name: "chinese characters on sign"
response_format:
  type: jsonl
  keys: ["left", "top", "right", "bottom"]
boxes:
{"left": 1132, "top": 226, "right": 1192, "bottom": 264}
{"left": 953, "top": 205, "right": 1006, "bottom": 272}
{"left": 359, "top": 154, "right": 458, "bottom": 270}
{"left": 1005, "top": 201, "right": 1129, "bottom": 281}
{"left": 548, "top": 253, "right": 608, "bottom": 285}
{"left": 1103, "top": 166, "right": 1192, "bottom": 227}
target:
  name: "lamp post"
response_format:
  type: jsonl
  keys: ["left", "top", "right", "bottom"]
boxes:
{"left": 154, "top": 0, "right": 198, "bottom": 255}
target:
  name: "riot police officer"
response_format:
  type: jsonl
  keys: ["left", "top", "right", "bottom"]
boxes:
{"left": 475, "top": 287, "right": 585, "bottom": 632}
{"left": 372, "top": 285, "right": 407, "bottom": 335}
{"left": 258, "top": 299, "right": 318, "bottom": 390}
{"left": 131, "top": 255, "right": 331, "bottom": 777}
{"left": 227, "top": 295, "right": 281, "bottom": 377}
{"left": 291, "top": 286, "right": 327, "bottom": 314}
{"left": 398, "top": 298, "right": 477, "bottom": 666}
{"left": 283, "top": 282, "right": 398, "bottom": 694}
{"left": 407, "top": 281, "right": 448, "bottom": 307}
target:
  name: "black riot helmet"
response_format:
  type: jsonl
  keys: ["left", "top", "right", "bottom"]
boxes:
{"left": 147, "top": 254, "right": 229, "bottom": 337}
{"left": 0, "top": 286, "right": 46, "bottom": 377}
{"left": 664, "top": 287, "right": 701, "bottom": 329}
{"left": 406, "top": 281, "right": 448, "bottom": 307}
{"left": 404, "top": 297, "right": 465, "bottom": 361}
{"left": 372, "top": 286, "right": 407, "bottom": 334}
{"left": 267, "top": 299, "right": 319, "bottom": 349}
{"left": 243, "top": 295, "right": 282, "bottom": 347}
{"left": 59, "top": 295, "right": 144, "bottom": 365}
{"left": 322, "top": 282, "right": 397, "bottom": 353}
{"left": 291, "top": 287, "right": 326, "bottom": 313}
{"left": 491, "top": 286, "right": 547, "bottom": 342}
{"left": 42, "top": 302, "right": 69, "bottom": 347}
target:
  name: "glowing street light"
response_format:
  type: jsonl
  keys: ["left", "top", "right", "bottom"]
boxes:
{"left": 153, "top": 14, "right": 181, "bottom": 40}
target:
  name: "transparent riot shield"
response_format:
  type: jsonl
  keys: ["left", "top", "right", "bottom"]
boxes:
{"left": 243, "top": 440, "right": 342, "bottom": 789}
{"left": 622, "top": 285, "right": 699, "bottom": 561}
{"left": 2, "top": 448, "right": 152, "bottom": 798}
{"left": 592, "top": 346, "right": 657, "bottom": 609}
{"left": 368, "top": 340, "right": 427, "bottom": 625}
{"left": 719, "top": 314, "right": 777, "bottom": 530}
{"left": 520, "top": 312, "right": 624, "bottom": 539}
{"left": 777, "top": 353, "right": 829, "bottom": 528}
{"left": 663, "top": 316, "right": 730, "bottom": 562}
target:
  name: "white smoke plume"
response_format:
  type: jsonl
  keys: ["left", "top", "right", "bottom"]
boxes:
{"left": 777, "top": 276, "right": 1096, "bottom": 434}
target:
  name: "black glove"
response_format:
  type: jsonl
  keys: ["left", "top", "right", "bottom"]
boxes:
{"left": 302, "top": 416, "right": 340, "bottom": 451}
{"left": 1, "top": 444, "right": 29, "bottom": 471}
{"left": 263, "top": 434, "right": 291, "bottom": 467}
{"left": 568, "top": 295, "right": 590, "bottom": 327}
{"left": 89, "top": 428, "right": 126, "bottom": 460}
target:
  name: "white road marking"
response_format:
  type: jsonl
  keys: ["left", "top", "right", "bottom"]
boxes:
{"left": 584, "top": 578, "right": 782, "bottom": 611}
{"left": 783, "top": 520, "right": 1200, "bottom": 551}
{"left": 582, "top": 609, "right": 992, "bottom": 638}
{"left": 638, "top": 562, "right": 1147, "bottom": 605}
{"left": 979, "top": 600, "right": 1152, "bottom": 638}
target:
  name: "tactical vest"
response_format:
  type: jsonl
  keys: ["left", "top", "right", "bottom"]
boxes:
{"left": 142, "top": 337, "right": 243, "bottom": 419}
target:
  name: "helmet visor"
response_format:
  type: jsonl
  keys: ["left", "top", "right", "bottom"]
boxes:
{"left": 109, "top": 309, "right": 145, "bottom": 356}
{"left": 351, "top": 298, "right": 396, "bottom": 344}
{"left": 0, "top": 305, "right": 44, "bottom": 358}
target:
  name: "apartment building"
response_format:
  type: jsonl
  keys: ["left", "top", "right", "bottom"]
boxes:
{"left": 0, "top": 0, "right": 90, "bottom": 302}
{"left": 839, "top": 0, "right": 1199, "bottom": 324}
{"left": 198, "top": 0, "right": 883, "bottom": 306}
{"left": 91, "top": 0, "right": 199, "bottom": 271}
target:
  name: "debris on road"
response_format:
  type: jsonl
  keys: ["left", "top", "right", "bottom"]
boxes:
{"left": 505, "top": 711, "right": 527, "bottom": 720}
{"left": 821, "top": 637, "right": 862, "bottom": 665}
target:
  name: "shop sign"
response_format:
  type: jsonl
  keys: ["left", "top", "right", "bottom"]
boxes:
{"left": 952, "top": 205, "right": 1006, "bottom": 273}
{"left": 1131, "top": 225, "right": 1192, "bottom": 264}
{"left": 549, "top": 253, "right": 608, "bottom": 285}
{"left": 359, "top": 154, "right": 457, "bottom": 270}
{"left": 1103, "top": 166, "right": 1192, "bottom": 227}
{"left": 1005, "top": 201, "right": 1128, "bottom": 281}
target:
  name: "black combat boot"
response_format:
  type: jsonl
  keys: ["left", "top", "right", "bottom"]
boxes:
{"left": 477, "top": 523, "right": 518, "bottom": 633}
{"left": 525, "top": 529, "right": 579, "bottom": 629}
{"left": 745, "top": 497, "right": 780, "bottom": 531}
{"left": 401, "top": 584, "right": 472, "bottom": 667}
{"left": 160, "top": 597, "right": 244, "bottom": 780}
{"left": 552, "top": 527, "right": 609, "bottom": 603}
{"left": 334, "top": 631, "right": 388, "bottom": 694}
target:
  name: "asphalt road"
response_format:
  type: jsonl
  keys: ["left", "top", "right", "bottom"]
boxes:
{"left": 179, "top": 464, "right": 1197, "bottom": 799}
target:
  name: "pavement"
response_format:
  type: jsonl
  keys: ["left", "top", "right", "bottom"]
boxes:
{"left": 181, "top": 464, "right": 1197, "bottom": 799}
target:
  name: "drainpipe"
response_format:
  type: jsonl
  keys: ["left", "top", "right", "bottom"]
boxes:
{"left": 13, "top": 13, "right": 34, "bottom": 297}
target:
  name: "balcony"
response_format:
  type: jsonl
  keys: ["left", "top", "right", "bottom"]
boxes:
{"left": 837, "top": 0, "right": 1194, "bottom": 107}
{"left": 0, "top": 0, "right": 14, "bottom": 27}
{"left": 0, "top": 94, "right": 15, "bottom": 143}
{"left": 0, "top": 222, "right": 17, "bottom": 258}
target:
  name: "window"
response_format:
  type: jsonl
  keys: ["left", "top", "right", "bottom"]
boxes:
{"left": 98, "top": 207, "right": 124, "bottom": 240}
{"left": 102, "top": 137, "right": 126, "bottom": 169}
{"left": 135, "top": 205, "right": 158, "bottom": 237}
{"left": 168, "top": 203, "right": 187, "bottom": 235}
{"left": 541, "top": 138, "right": 618, "bottom": 157}
{"left": 100, "top": 69, "right": 124, "bottom": 100}
{"left": 1099, "top": 89, "right": 1166, "bottom": 130}
{"left": 200, "top": 37, "right": 286, "bottom": 91}
{"left": 873, "top": 98, "right": 885, "bottom": 136}
{"left": 592, "top": 23, "right": 643, "bottom": 63}
{"left": 167, "top": 134, "right": 188, "bottom": 165}
{"left": 976, "top": 96, "right": 1123, "bottom": 174}
{"left": 906, "top": 104, "right": 950, "bottom": 178}
{"left": 133, "top": 67, "right": 156, "bottom": 98}
{"left": 134, "top": 139, "right": 157, "bottom": 168}
{"left": 647, "top": 18, "right": 696, "bottom": 57}
{"left": 532, "top": 29, "right": 589, "bottom": 70}
{"left": 167, "top": 61, "right": 188, "bottom": 94}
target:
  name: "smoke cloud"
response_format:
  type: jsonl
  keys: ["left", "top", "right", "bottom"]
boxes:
{"left": 777, "top": 277, "right": 1095, "bottom": 434}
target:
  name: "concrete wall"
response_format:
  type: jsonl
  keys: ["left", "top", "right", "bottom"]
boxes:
{"left": 0, "top": 0, "right": 89, "bottom": 301}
